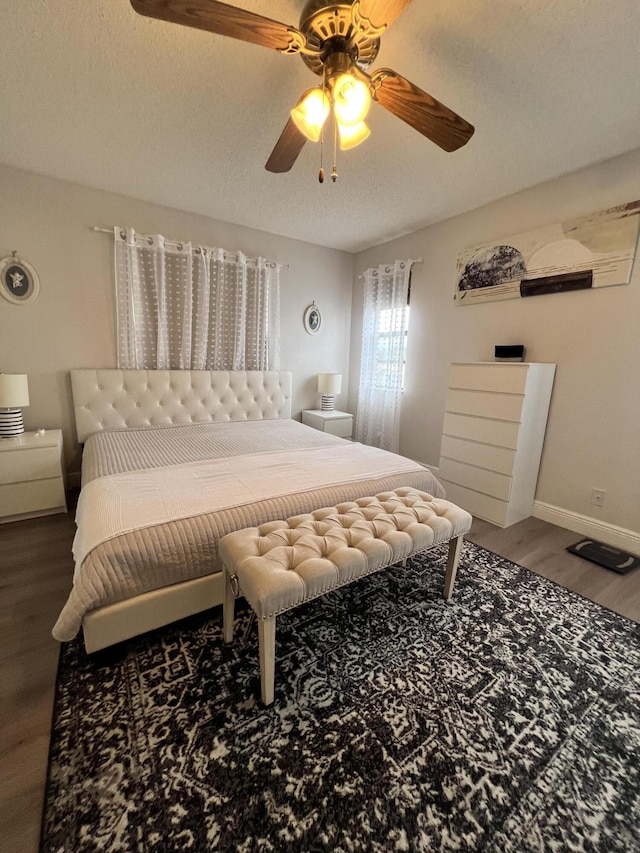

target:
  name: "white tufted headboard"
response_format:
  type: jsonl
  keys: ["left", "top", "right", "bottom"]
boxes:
{"left": 70, "top": 369, "right": 292, "bottom": 443}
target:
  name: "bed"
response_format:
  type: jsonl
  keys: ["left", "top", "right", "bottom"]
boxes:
{"left": 53, "top": 369, "right": 446, "bottom": 653}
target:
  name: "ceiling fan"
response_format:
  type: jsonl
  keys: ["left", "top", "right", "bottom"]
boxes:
{"left": 130, "top": 0, "right": 475, "bottom": 178}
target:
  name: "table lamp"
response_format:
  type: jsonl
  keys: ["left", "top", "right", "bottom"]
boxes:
{"left": 317, "top": 373, "right": 342, "bottom": 411}
{"left": 0, "top": 374, "right": 29, "bottom": 437}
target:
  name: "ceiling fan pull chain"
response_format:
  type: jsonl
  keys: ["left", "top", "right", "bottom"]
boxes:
{"left": 319, "top": 65, "right": 327, "bottom": 183}
{"left": 331, "top": 112, "right": 338, "bottom": 182}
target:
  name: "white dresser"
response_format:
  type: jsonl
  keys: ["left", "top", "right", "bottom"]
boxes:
{"left": 438, "top": 362, "right": 556, "bottom": 528}
{"left": 0, "top": 429, "right": 67, "bottom": 523}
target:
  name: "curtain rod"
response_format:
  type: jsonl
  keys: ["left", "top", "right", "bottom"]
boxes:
{"left": 358, "top": 258, "right": 423, "bottom": 279}
{"left": 90, "top": 226, "right": 289, "bottom": 269}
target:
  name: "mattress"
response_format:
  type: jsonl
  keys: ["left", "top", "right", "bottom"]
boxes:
{"left": 53, "top": 420, "right": 445, "bottom": 642}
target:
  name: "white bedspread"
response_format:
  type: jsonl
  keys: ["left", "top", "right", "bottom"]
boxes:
{"left": 73, "top": 443, "right": 424, "bottom": 577}
{"left": 53, "top": 421, "right": 444, "bottom": 643}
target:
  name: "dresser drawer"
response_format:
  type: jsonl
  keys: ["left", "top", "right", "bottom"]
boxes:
{"left": 0, "top": 478, "right": 66, "bottom": 517}
{"left": 439, "top": 480, "right": 509, "bottom": 527}
{"left": 440, "top": 435, "right": 516, "bottom": 476}
{"left": 439, "top": 458, "right": 512, "bottom": 501}
{"left": 0, "top": 445, "right": 62, "bottom": 485}
{"left": 440, "top": 363, "right": 555, "bottom": 528}
{"left": 302, "top": 410, "right": 353, "bottom": 438}
{"left": 446, "top": 389, "right": 524, "bottom": 422}
{"left": 443, "top": 412, "right": 521, "bottom": 449}
{"left": 324, "top": 418, "right": 353, "bottom": 438}
{"left": 449, "top": 364, "right": 529, "bottom": 394}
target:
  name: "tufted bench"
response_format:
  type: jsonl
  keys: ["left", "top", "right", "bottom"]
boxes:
{"left": 220, "top": 487, "right": 472, "bottom": 705}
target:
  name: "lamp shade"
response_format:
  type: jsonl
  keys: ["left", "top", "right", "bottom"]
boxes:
{"left": 291, "top": 88, "right": 330, "bottom": 142}
{"left": 0, "top": 374, "right": 29, "bottom": 408}
{"left": 317, "top": 373, "right": 342, "bottom": 395}
{"left": 338, "top": 120, "right": 371, "bottom": 150}
{"left": 332, "top": 74, "right": 371, "bottom": 126}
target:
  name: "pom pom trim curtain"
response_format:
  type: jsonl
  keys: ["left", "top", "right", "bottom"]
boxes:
{"left": 355, "top": 259, "right": 417, "bottom": 452}
{"left": 114, "top": 227, "right": 281, "bottom": 371}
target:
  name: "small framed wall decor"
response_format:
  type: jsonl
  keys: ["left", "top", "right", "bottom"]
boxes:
{"left": 0, "top": 252, "right": 40, "bottom": 304}
{"left": 303, "top": 301, "right": 322, "bottom": 335}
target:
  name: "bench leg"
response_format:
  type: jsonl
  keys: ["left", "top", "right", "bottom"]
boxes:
{"left": 443, "top": 535, "right": 464, "bottom": 601}
{"left": 258, "top": 616, "right": 276, "bottom": 706}
{"left": 223, "top": 565, "right": 235, "bottom": 644}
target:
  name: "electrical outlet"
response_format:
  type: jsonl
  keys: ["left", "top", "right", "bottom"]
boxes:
{"left": 590, "top": 488, "right": 606, "bottom": 507}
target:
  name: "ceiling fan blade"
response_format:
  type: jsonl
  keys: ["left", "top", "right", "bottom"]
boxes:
{"left": 130, "top": 0, "right": 306, "bottom": 53}
{"left": 370, "top": 68, "right": 474, "bottom": 152}
{"left": 353, "top": 0, "right": 413, "bottom": 35}
{"left": 265, "top": 118, "right": 307, "bottom": 173}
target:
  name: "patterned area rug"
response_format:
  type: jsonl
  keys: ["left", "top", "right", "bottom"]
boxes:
{"left": 40, "top": 543, "right": 640, "bottom": 852}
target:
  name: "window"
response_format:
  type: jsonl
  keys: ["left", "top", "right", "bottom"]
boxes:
{"left": 355, "top": 260, "right": 415, "bottom": 452}
{"left": 374, "top": 304, "right": 410, "bottom": 391}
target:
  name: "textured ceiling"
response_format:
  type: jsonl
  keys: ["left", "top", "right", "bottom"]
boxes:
{"left": 2, "top": 1, "right": 640, "bottom": 253}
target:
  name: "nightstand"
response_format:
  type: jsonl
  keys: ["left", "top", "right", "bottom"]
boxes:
{"left": 0, "top": 429, "right": 67, "bottom": 523}
{"left": 301, "top": 409, "right": 353, "bottom": 439}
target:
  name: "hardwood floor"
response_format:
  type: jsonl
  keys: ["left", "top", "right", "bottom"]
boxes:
{"left": 1, "top": 510, "right": 75, "bottom": 853}
{"left": 1, "top": 504, "right": 638, "bottom": 853}
{"left": 467, "top": 516, "right": 640, "bottom": 622}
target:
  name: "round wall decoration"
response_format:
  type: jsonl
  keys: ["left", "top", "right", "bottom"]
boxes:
{"left": 303, "top": 301, "right": 321, "bottom": 335}
{"left": 0, "top": 252, "right": 40, "bottom": 304}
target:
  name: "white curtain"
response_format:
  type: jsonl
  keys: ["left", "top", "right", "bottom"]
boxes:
{"left": 114, "top": 227, "right": 281, "bottom": 370}
{"left": 355, "top": 259, "right": 414, "bottom": 452}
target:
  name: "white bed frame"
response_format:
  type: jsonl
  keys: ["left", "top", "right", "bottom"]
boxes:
{"left": 70, "top": 369, "right": 292, "bottom": 653}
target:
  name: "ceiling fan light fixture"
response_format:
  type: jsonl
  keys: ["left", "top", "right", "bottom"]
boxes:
{"left": 337, "top": 120, "right": 371, "bottom": 150}
{"left": 290, "top": 88, "right": 330, "bottom": 142}
{"left": 332, "top": 73, "right": 371, "bottom": 126}
{"left": 131, "top": 0, "right": 476, "bottom": 176}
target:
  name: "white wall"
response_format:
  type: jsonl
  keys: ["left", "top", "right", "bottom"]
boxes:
{"left": 0, "top": 165, "right": 354, "bottom": 477}
{"left": 3, "top": 152, "right": 639, "bottom": 539}
{"left": 350, "top": 147, "right": 640, "bottom": 537}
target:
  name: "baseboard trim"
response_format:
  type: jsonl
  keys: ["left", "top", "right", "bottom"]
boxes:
{"left": 533, "top": 501, "right": 640, "bottom": 554}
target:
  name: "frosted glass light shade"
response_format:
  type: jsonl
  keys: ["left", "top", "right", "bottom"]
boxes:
{"left": 0, "top": 373, "right": 29, "bottom": 408}
{"left": 317, "top": 373, "right": 342, "bottom": 395}
{"left": 291, "top": 88, "right": 330, "bottom": 142}
{"left": 332, "top": 74, "right": 371, "bottom": 126}
{"left": 338, "top": 120, "right": 371, "bottom": 150}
